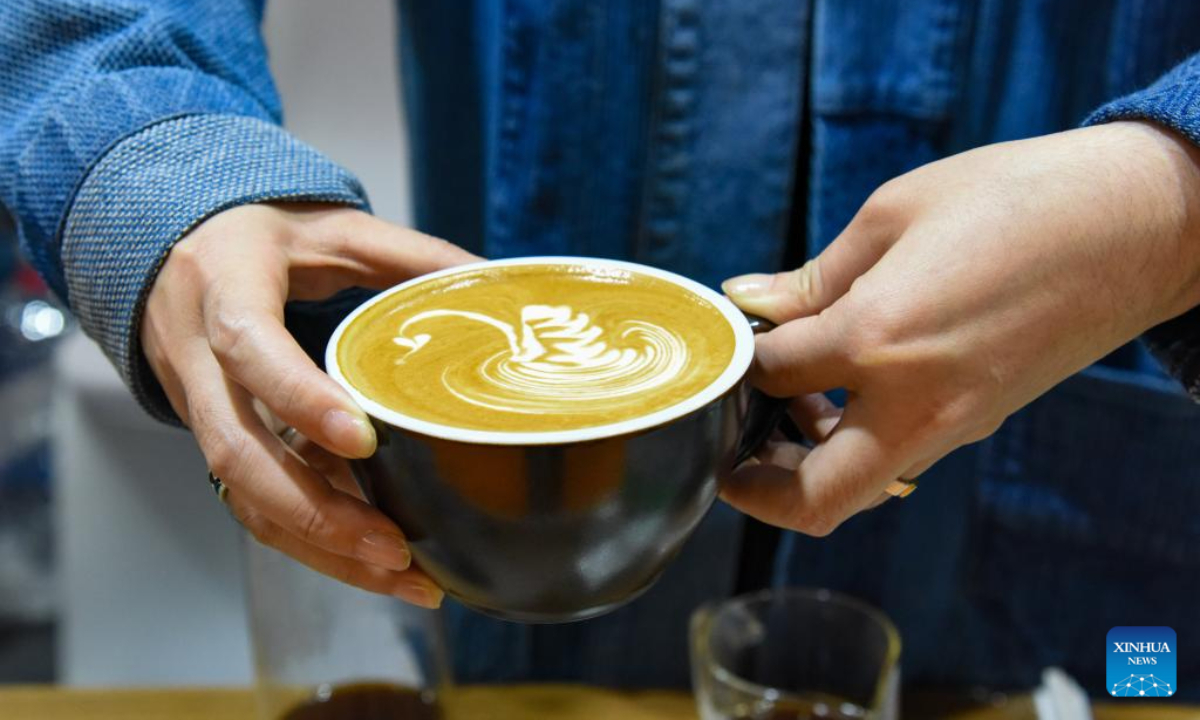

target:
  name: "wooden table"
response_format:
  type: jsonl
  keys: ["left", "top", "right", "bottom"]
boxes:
{"left": 2, "top": 684, "right": 1197, "bottom": 719}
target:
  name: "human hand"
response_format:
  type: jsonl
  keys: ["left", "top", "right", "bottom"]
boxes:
{"left": 721, "top": 121, "right": 1200, "bottom": 535}
{"left": 142, "top": 203, "right": 480, "bottom": 606}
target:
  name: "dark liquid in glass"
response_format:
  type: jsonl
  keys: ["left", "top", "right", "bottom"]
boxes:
{"left": 278, "top": 683, "right": 442, "bottom": 720}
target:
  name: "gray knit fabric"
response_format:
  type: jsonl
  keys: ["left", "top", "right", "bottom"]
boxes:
{"left": 61, "top": 114, "right": 368, "bottom": 422}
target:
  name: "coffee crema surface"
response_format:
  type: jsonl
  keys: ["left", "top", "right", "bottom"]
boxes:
{"left": 336, "top": 264, "right": 737, "bottom": 433}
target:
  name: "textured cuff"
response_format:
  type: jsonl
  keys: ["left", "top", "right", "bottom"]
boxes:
{"left": 1084, "top": 53, "right": 1200, "bottom": 401}
{"left": 61, "top": 114, "right": 369, "bottom": 423}
{"left": 1083, "top": 53, "right": 1200, "bottom": 145}
{"left": 15, "top": 68, "right": 279, "bottom": 300}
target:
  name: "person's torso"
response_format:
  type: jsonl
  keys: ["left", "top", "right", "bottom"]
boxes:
{"left": 396, "top": 0, "right": 1200, "bottom": 694}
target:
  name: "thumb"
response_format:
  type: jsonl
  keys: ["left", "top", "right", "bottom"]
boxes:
{"left": 344, "top": 213, "right": 483, "bottom": 287}
{"left": 722, "top": 218, "right": 894, "bottom": 324}
{"left": 294, "top": 208, "right": 482, "bottom": 293}
{"left": 721, "top": 259, "right": 829, "bottom": 324}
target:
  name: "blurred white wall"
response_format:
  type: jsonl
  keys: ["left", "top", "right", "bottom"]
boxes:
{"left": 56, "top": 1, "right": 412, "bottom": 686}
{"left": 54, "top": 333, "right": 248, "bottom": 686}
{"left": 266, "top": 0, "right": 413, "bottom": 226}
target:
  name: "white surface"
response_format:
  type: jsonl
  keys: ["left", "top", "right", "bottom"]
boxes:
{"left": 53, "top": 332, "right": 251, "bottom": 686}
{"left": 266, "top": 0, "right": 413, "bottom": 226}
{"left": 54, "top": 0, "right": 412, "bottom": 685}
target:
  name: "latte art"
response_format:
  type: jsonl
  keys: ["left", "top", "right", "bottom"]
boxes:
{"left": 393, "top": 305, "right": 688, "bottom": 414}
{"left": 334, "top": 263, "right": 738, "bottom": 433}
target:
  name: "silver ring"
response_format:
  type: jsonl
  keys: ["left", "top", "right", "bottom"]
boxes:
{"left": 279, "top": 426, "right": 300, "bottom": 447}
{"left": 883, "top": 478, "right": 918, "bottom": 498}
{"left": 207, "top": 472, "right": 229, "bottom": 504}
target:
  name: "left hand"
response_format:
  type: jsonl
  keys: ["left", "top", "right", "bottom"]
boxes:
{"left": 142, "top": 203, "right": 480, "bottom": 605}
{"left": 720, "top": 121, "right": 1200, "bottom": 536}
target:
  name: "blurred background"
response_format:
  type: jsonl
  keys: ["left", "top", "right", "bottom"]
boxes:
{"left": 0, "top": 0, "right": 411, "bottom": 686}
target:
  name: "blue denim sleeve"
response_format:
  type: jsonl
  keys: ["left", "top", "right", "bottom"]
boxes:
{"left": 1085, "top": 52, "right": 1200, "bottom": 401}
{"left": 0, "top": 1, "right": 368, "bottom": 422}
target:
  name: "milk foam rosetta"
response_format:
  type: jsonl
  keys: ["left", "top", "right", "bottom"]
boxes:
{"left": 336, "top": 264, "right": 737, "bottom": 433}
{"left": 393, "top": 304, "right": 688, "bottom": 414}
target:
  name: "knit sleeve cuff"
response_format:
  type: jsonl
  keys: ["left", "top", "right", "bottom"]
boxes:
{"left": 1083, "top": 53, "right": 1200, "bottom": 146}
{"left": 1084, "top": 53, "right": 1200, "bottom": 401}
{"left": 61, "top": 114, "right": 369, "bottom": 423}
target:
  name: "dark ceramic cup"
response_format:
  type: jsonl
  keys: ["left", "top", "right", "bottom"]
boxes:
{"left": 325, "top": 257, "right": 779, "bottom": 623}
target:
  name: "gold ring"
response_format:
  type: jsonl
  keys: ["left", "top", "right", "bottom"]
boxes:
{"left": 883, "top": 478, "right": 918, "bottom": 498}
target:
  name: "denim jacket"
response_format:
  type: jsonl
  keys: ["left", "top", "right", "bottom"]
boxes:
{"left": 3, "top": 0, "right": 1200, "bottom": 697}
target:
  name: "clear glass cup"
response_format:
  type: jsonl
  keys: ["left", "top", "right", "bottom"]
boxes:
{"left": 243, "top": 535, "right": 451, "bottom": 720}
{"left": 690, "top": 588, "right": 901, "bottom": 720}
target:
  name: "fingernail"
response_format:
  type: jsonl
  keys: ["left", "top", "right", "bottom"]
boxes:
{"left": 357, "top": 531, "right": 411, "bottom": 570}
{"left": 722, "top": 273, "right": 772, "bottom": 299}
{"left": 322, "top": 409, "right": 376, "bottom": 458}
{"left": 399, "top": 581, "right": 444, "bottom": 609}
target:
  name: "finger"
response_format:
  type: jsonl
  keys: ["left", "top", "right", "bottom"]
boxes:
{"left": 141, "top": 280, "right": 206, "bottom": 425}
{"left": 256, "top": 409, "right": 362, "bottom": 498}
{"left": 345, "top": 214, "right": 483, "bottom": 284}
{"left": 865, "top": 456, "right": 934, "bottom": 511}
{"left": 151, "top": 345, "right": 193, "bottom": 424}
{"left": 721, "top": 211, "right": 894, "bottom": 323}
{"left": 251, "top": 399, "right": 288, "bottom": 436}
{"left": 289, "top": 433, "right": 364, "bottom": 500}
{"left": 787, "top": 393, "right": 842, "bottom": 442}
{"left": 900, "top": 455, "right": 939, "bottom": 481}
{"left": 241, "top": 518, "right": 442, "bottom": 608}
{"left": 204, "top": 265, "right": 376, "bottom": 459}
{"left": 182, "top": 344, "right": 411, "bottom": 571}
{"left": 750, "top": 314, "right": 851, "bottom": 396}
{"left": 865, "top": 493, "right": 892, "bottom": 510}
{"left": 737, "top": 396, "right": 834, "bottom": 474}
{"left": 722, "top": 403, "right": 913, "bottom": 536}
{"left": 755, "top": 439, "right": 810, "bottom": 469}
{"left": 288, "top": 211, "right": 482, "bottom": 296}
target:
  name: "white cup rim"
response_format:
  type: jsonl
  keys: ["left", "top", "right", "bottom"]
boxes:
{"left": 325, "top": 256, "right": 756, "bottom": 446}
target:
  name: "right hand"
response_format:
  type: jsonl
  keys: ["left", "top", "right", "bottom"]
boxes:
{"left": 141, "top": 203, "right": 481, "bottom": 607}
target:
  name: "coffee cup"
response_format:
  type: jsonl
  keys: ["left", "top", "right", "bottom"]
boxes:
{"left": 325, "top": 257, "right": 781, "bottom": 623}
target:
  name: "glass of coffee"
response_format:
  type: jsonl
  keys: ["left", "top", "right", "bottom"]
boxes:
{"left": 326, "top": 257, "right": 773, "bottom": 623}
{"left": 690, "top": 589, "right": 901, "bottom": 720}
{"left": 243, "top": 537, "right": 450, "bottom": 720}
